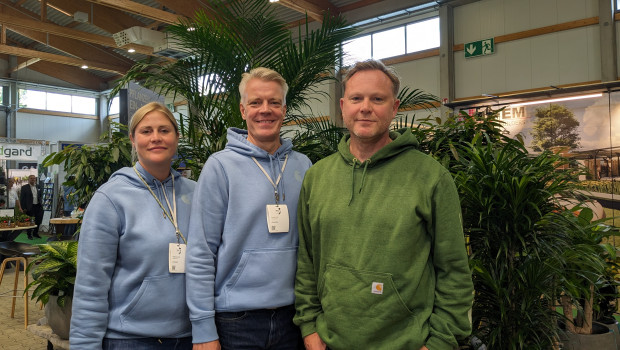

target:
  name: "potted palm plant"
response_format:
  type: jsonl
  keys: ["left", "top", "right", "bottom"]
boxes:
{"left": 25, "top": 240, "right": 78, "bottom": 340}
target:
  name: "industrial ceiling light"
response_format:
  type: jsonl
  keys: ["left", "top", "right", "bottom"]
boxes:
{"left": 80, "top": 64, "right": 88, "bottom": 69}
{"left": 127, "top": 48, "right": 136, "bottom": 53}
{"left": 269, "top": 0, "right": 279, "bottom": 3}
{"left": 511, "top": 93, "right": 602, "bottom": 107}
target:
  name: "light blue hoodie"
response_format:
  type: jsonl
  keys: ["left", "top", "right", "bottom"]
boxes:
{"left": 186, "top": 127, "right": 312, "bottom": 343}
{"left": 70, "top": 162, "right": 195, "bottom": 349}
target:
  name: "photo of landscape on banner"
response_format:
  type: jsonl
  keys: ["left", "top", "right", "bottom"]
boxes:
{"left": 470, "top": 92, "right": 620, "bottom": 181}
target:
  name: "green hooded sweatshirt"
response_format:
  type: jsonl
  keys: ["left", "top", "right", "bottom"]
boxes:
{"left": 294, "top": 129, "right": 473, "bottom": 350}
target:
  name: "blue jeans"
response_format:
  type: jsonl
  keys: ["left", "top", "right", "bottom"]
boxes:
{"left": 215, "top": 305, "right": 303, "bottom": 350}
{"left": 102, "top": 337, "right": 192, "bottom": 350}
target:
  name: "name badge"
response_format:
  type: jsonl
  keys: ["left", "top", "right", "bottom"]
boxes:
{"left": 169, "top": 243, "right": 186, "bottom": 273}
{"left": 266, "top": 204, "right": 289, "bottom": 233}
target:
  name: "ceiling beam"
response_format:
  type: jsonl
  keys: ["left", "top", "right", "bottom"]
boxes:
{"left": 11, "top": 57, "right": 40, "bottom": 72}
{"left": 277, "top": 0, "right": 339, "bottom": 22}
{"left": 18, "top": 58, "right": 106, "bottom": 90}
{"left": 84, "top": 0, "right": 182, "bottom": 24}
{"left": 155, "top": 0, "right": 214, "bottom": 20}
{"left": 47, "top": 0, "right": 147, "bottom": 34}
{"left": 0, "top": 44, "right": 127, "bottom": 74}
{"left": 0, "top": 4, "right": 134, "bottom": 69}
{"left": 0, "top": 11, "right": 153, "bottom": 55}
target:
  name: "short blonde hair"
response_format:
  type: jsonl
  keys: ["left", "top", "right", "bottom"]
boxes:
{"left": 343, "top": 60, "right": 400, "bottom": 98}
{"left": 129, "top": 102, "right": 178, "bottom": 137}
{"left": 239, "top": 67, "right": 288, "bottom": 105}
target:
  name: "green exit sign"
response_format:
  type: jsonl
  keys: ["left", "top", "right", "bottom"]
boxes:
{"left": 464, "top": 38, "right": 495, "bottom": 58}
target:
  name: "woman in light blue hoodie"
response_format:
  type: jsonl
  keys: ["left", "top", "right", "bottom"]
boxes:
{"left": 70, "top": 102, "right": 196, "bottom": 350}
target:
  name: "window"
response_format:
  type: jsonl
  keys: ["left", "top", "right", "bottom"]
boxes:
{"left": 18, "top": 89, "right": 97, "bottom": 115}
{"left": 342, "top": 16, "right": 440, "bottom": 66}
{"left": 373, "top": 27, "right": 406, "bottom": 59}
{"left": 108, "top": 96, "right": 120, "bottom": 115}
{"left": 407, "top": 17, "right": 440, "bottom": 53}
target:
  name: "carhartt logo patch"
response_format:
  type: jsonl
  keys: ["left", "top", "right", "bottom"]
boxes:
{"left": 371, "top": 282, "right": 383, "bottom": 295}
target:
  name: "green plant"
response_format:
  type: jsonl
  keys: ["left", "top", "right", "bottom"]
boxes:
{"left": 111, "top": 0, "right": 360, "bottom": 177}
{"left": 558, "top": 210, "right": 617, "bottom": 334}
{"left": 42, "top": 122, "right": 132, "bottom": 208}
{"left": 26, "top": 240, "right": 78, "bottom": 307}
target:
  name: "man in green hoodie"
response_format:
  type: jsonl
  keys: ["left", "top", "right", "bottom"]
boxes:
{"left": 294, "top": 59, "right": 474, "bottom": 350}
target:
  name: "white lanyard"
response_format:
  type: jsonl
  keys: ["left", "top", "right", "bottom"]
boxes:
{"left": 133, "top": 166, "right": 186, "bottom": 244}
{"left": 251, "top": 153, "right": 289, "bottom": 204}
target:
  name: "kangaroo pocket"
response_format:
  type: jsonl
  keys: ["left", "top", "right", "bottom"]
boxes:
{"left": 221, "top": 247, "right": 296, "bottom": 310}
{"left": 318, "top": 264, "right": 417, "bottom": 346}
{"left": 119, "top": 274, "right": 190, "bottom": 336}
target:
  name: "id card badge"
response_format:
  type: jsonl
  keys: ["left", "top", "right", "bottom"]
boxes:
{"left": 266, "top": 204, "right": 289, "bottom": 233}
{"left": 169, "top": 243, "right": 186, "bottom": 273}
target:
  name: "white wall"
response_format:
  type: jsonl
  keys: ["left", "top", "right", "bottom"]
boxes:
{"left": 453, "top": 0, "right": 601, "bottom": 99}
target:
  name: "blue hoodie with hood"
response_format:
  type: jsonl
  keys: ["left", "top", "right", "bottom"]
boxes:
{"left": 70, "top": 162, "right": 195, "bottom": 349}
{"left": 186, "top": 127, "right": 312, "bottom": 343}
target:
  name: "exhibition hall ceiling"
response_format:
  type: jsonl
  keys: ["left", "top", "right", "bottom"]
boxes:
{"left": 0, "top": 0, "right": 445, "bottom": 91}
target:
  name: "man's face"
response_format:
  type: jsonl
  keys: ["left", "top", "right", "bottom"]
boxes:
{"left": 28, "top": 175, "right": 36, "bottom": 185}
{"left": 340, "top": 70, "right": 400, "bottom": 144}
{"left": 240, "top": 78, "right": 286, "bottom": 150}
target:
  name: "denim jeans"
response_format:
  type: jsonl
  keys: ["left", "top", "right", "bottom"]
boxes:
{"left": 102, "top": 336, "right": 192, "bottom": 350}
{"left": 215, "top": 305, "right": 303, "bottom": 350}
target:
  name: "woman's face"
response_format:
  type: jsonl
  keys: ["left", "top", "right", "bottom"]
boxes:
{"left": 130, "top": 110, "right": 179, "bottom": 171}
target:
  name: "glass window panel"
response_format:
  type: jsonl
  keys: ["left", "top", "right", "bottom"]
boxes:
{"left": 342, "top": 35, "right": 371, "bottom": 67}
{"left": 407, "top": 17, "right": 440, "bottom": 53}
{"left": 72, "top": 96, "right": 96, "bottom": 115}
{"left": 373, "top": 27, "right": 405, "bottom": 60}
{"left": 109, "top": 96, "right": 120, "bottom": 115}
{"left": 19, "top": 89, "right": 46, "bottom": 109}
{"left": 47, "top": 92, "right": 72, "bottom": 112}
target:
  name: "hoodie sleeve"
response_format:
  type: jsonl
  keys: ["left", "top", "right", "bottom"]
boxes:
{"left": 426, "top": 172, "right": 474, "bottom": 350}
{"left": 186, "top": 156, "right": 228, "bottom": 343}
{"left": 293, "top": 177, "right": 322, "bottom": 337}
{"left": 69, "top": 192, "right": 120, "bottom": 350}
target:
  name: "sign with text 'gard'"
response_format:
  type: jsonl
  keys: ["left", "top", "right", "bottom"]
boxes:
{"left": 465, "top": 38, "right": 495, "bottom": 58}
{"left": 0, "top": 143, "right": 44, "bottom": 161}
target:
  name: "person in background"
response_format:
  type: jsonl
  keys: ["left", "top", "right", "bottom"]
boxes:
{"left": 18, "top": 174, "right": 43, "bottom": 239}
{"left": 7, "top": 178, "right": 19, "bottom": 212}
{"left": 70, "top": 102, "right": 195, "bottom": 350}
{"left": 186, "top": 67, "right": 312, "bottom": 350}
{"left": 294, "top": 60, "right": 474, "bottom": 350}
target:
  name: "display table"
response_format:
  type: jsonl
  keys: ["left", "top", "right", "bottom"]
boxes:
{"left": 0, "top": 225, "right": 37, "bottom": 242}
{"left": 49, "top": 218, "right": 80, "bottom": 240}
{"left": 28, "top": 317, "right": 70, "bottom": 350}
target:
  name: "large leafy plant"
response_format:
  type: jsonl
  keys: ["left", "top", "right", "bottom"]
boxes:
{"left": 112, "top": 0, "right": 359, "bottom": 176}
{"left": 42, "top": 123, "right": 132, "bottom": 209}
{"left": 26, "top": 240, "right": 78, "bottom": 307}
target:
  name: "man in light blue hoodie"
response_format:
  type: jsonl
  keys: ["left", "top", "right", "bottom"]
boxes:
{"left": 186, "top": 67, "right": 312, "bottom": 350}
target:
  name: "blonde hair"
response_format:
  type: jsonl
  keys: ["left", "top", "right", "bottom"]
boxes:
{"left": 129, "top": 102, "right": 178, "bottom": 137}
{"left": 342, "top": 60, "right": 400, "bottom": 98}
{"left": 239, "top": 67, "right": 288, "bottom": 105}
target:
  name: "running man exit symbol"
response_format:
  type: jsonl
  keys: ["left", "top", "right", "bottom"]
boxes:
{"left": 465, "top": 38, "right": 495, "bottom": 58}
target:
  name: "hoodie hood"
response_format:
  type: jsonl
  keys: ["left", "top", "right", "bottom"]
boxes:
{"left": 338, "top": 128, "right": 419, "bottom": 204}
{"left": 226, "top": 127, "right": 293, "bottom": 160}
{"left": 226, "top": 127, "right": 294, "bottom": 203}
{"left": 109, "top": 161, "right": 182, "bottom": 189}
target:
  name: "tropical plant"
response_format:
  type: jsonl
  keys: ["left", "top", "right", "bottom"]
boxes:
{"left": 25, "top": 240, "right": 78, "bottom": 307}
{"left": 42, "top": 122, "right": 132, "bottom": 208}
{"left": 558, "top": 209, "right": 616, "bottom": 334}
{"left": 110, "top": 0, "right": 358, "bottom": 176}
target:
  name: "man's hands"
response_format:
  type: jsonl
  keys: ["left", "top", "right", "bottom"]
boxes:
{"left": 193, "top": 340, "right": 221, "bottom": 350}
{"left": 304, "top": 332, "right": 326, "bottom": 350}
